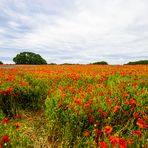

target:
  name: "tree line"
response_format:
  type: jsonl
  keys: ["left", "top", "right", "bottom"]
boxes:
{"left": 125, "top": 60, "right": 148, "bottom": 65}
{"left": 0, "top": 52, "right": 148, "bottom": 65}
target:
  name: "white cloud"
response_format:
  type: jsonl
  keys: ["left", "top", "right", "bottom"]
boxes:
{"left": 0, "top": 0, "right": 148, "bottom": 64}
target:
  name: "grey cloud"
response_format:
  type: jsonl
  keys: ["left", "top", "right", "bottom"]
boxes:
{"left": 0, "top": 0, "right": 148, "bottom": 64}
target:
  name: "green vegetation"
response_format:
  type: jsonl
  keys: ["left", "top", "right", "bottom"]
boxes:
{"left": 62, "top": 63, "right": 76, "bottom": 65}
{"left": 0, "top": 65, "right": 147, "bottom": 147}
{"left": 126, "top": 60, "right": 148, "bottom": 65}
{"left": 0, "top": 61, "right": 3, "bottom": 64}
{"left": 48, "top": 63, "right": 57, "bottom": 65}
{"left": 13, "top": 52, "right": 47, "bottom": 65}
{"left": 0, "top": 75, "right": 48, "bottom": 117}
{"left": 91, "top": 61, "right": 108, "bottom": 65}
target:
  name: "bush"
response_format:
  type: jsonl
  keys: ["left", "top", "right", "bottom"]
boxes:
{"left": 91, "top": 61, "right": 108, "bottom": 65}
{"left": 0, "top": 61, "right": 3, "bottom": 64}
{"left": 48, "top": 63, "right": 57, "bottom": 65}
{"left": 126, "top": 60, "right": 148, "bottom": 65}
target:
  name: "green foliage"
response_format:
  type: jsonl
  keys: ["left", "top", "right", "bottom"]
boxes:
{"left": 62, "top": 63, "right": 75, "bottom": 65}
{"left": 0, "top": 65, "right": 147, "bottom": 147}
{"left": 126, "top": 60, "right": 148, "bottom": 65}
{"left": 0, "top": 118, "right": 32, "bottom": 147}
{"left": 13, "top": 52, "right": 47, "bottom": 65}
{"left": 45, "top": 72, "right": 147, "bottom": 147}
{"left": 48, "top": 63, "right": 57, "bottom": 65}
{"left": 0, "top": 61, "right": 3, "bottom": 64}
{"left": 0, "top": 74, "right": 48, "bottom": 117}
{"left": 91, "top": 61, "right": 108, "bottom": 65}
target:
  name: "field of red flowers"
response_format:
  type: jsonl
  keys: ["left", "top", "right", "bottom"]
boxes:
{"left": 0, "top": 65, "right": 147, "bottom": 147}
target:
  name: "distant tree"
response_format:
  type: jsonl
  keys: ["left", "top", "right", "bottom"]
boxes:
{"left": 62, "top": 63, "right": 73, "bottom": 65}
{"left": 0, "top": 61, "right": 3, "bottom": 64}
{"left": 13, "top": 52, "right": 47, "bottom": 65}
{"left": 48, "top": 63, "right": 57, "bottom": 65}
{"left": 126, "top": 60, "right": 148, "bottom": 65}
{"left": 91, "top": 61, "right": 108, "bottom": 65}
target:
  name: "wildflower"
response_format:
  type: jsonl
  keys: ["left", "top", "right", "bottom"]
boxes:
{"left": 88, "top": 114, "right": 93, "bottom": 117}
{"left": 80, "top": 93, "right": 85, "bottom": 98}
{"left": 109, "top": 136, "right": 127, "bottom": 148}
{"left": 89, "top": 118, "right": 94, "bottom": 123}
{"left": 99, "top": 77, "right": 105, "bottom": 82}
{"left": 71, "top": 104, "right": 75, "bottom": 109}
{"left": 88, "top": 109, "right": 92, "bottom": 113}
{"left": 6, "top": 87, "right": 13, "bottom": 95}
{"left": 123, "top": 92, "right": 129, "bottom": 97}
{"left": 96, "top": 129, "right": 102, "bottom": 137}
{"left": 84, "top": 131, "right": 89, "bottom": 137}
{"left": 85, "top": 103, "right": 90, "bottom": 107}
{"left": 129, "top": 99, "right": 137, "bottom": 105}
{"left": 104, "top": 125, "right": 112, "bottom": 134}
{"left": 15, "top": 92, "right": 20, "bottom": 96}
{"left": 62, "top": 93, "right": 66, "bottom": 97}
{"left": 15, "top": 114, "right": 20, "bottom": 119}
{"left": 134, "top": 113, "right": 140, "bottom": 119}
{"left": 136, "top": 119, "right": 147, "bottom": 128}
{"left": 102, "top": 111, "right": 107, "bottom": 116}
{"left": 2, "top": 135, "right": 10, "bottom": 144}
{"left": 134, "top": 130, "right": 142, "bottom": 136}
{"left": 100, "top": 141, "right": 108, "bottom": 148}
{"left": 120, "top": 120, "right": 123, "bottom": 123}
{"left": 95, "top": 121, "right": 100, "bottom": 125}
{"left": 109, "top": 135, "right": 117, "bottom": 147}
{"left": 127, "top": 139, "right": 134, "bottom": 144}
{"left": 74, "top": 99, "right": 83, "bottom": 105}
{"left": 20, "top": 81, "right": 25, "bottom": 86}
{"left": 113, "top": 106, "right": 120, "bottom": 112}
{"left": 132, "top": 83, "right": 137, "bottom": 86}
{"left": 117, "top": 138, "right": 127, "bottom": 148}
{"left": 16, "top": 123, "right": 20, "bottom": 130}
{"left": 1, "top": 118, "right": 10, "bottom": 124}
{"left": 48, "top": 90, "right": 52, "bottom": 94}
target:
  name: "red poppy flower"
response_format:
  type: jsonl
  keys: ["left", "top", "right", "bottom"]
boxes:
{"left": 80, "top": 93, "right": 85, "bottom": 98}
{"left": 136, "top": 119, "right": 147, "bottom": 128}
{"left": 2, "top": 135, "right": 10, "bottom": 144}
{"left": 109, "top": 135, "right": 117, "bottom": 146}
{"left": 100, "top": 141, "right": 108, "bottom": 148}
{"left": 134, "top": 130, "right": 142, "bottom": 136}
{"left": 109, "top": 136, "right": 127, "bottom": 148}
{"left": 117, "top": 138, "right": 127, "bottom": 148}
{"left": 123, "top": 92, "right": 129, "bottom": 97}
{"left": 127, "top": 139, "right": 134, "bottom": 144}
{"left": 1, "top": 118, "right": 10, "bottom": 124}
{"left": 89, "top": 118, "right": 94, "bottom": 123}
{"left": 84, "top": 131, "right": 89, "bottom": 137}
{"left": 16, "top": 123, "right": 20, "bottom": 130}
{"left": 113, "top": 106, "right": 120, "bottom": 112}
{"left": 134, "top": 113, "right": 140, "bottom": 119}
{"left": 104, "top": 126, "right": 112, "bottom": 134}
{"left": 96, "top": 129, "right": 102, "bottom": 137}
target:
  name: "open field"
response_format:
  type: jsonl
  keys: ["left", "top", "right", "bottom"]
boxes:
{"left": 0, "top": 65, "right": 148, "bottom": 148}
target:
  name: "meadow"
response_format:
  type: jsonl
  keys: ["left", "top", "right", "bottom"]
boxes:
{"left": 0, "top": 65, "right": 147, "bottom": 148}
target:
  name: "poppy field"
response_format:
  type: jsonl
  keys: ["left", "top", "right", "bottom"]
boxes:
{"left": 0, "top": 65, "right": 148, "bottom": 148}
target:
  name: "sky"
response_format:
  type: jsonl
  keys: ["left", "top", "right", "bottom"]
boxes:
{"left": 0, "top": 0, "right": 148, "bottom": 64}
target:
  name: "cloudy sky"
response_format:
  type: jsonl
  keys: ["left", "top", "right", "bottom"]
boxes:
{"left": 0, "top": 0, "right": 148, "bottom": 64}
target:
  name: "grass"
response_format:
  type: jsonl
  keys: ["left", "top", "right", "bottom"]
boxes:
{"left": 0, "top": 65, "right": 148, "bottom": 148}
